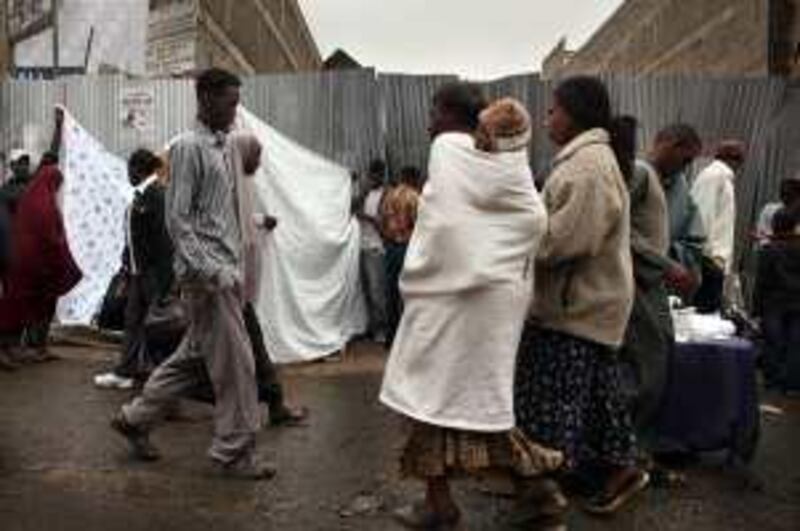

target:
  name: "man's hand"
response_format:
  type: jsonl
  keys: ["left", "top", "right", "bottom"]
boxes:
{"left": 664, "top": 263, "right": 697, "bottom": 298}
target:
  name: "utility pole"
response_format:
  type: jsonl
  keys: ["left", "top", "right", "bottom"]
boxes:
{"left": 52, "top": 0, "right": 59, "bottom": 78}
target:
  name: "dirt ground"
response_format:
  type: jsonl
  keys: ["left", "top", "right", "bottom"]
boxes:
{"left": 0, "top": 340, "right": 798, "bottom": 530}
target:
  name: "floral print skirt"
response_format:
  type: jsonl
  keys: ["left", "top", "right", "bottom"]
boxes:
{"left": 514, "top": 325, "right": 637, "bottom": 470}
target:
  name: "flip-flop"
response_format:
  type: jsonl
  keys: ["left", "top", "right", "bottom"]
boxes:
{"left": 583, "top": 470, "right": 650, "bottom": 515}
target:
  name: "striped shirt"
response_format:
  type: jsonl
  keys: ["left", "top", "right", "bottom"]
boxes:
{"left": 166, "top": 122, "right": 242, "bottom": 286}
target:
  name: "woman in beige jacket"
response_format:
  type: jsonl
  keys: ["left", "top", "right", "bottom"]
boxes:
{"left": 514, "top": 76, "right": 648, "bottom": 515}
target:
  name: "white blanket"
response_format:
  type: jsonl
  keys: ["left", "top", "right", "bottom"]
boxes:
{"left": 672, "top": 309, "right": 737, "bottom": 343}
{"left": 57, "top": 108, "right": 132, "bottom": 325}
{"left": 237, "top": 108, "right": 367, "bottom": 363}
{"left": 380, "top": 133, "right": 547, "bottom": 431}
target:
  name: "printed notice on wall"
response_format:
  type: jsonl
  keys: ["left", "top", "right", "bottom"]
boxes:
{"left": 120, "top": 87, "right": 155, "bottom": 133}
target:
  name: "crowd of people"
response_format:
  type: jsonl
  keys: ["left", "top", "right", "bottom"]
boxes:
{"left": 0, "top": 66, "right": 798, "bottom": 529}
{"left": 376, "top": 76, "right": 797, "bottom": 529}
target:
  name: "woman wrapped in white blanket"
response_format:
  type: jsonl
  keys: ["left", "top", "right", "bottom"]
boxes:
{"left": 380, "top": 87, "right": 564, "bottom": 530}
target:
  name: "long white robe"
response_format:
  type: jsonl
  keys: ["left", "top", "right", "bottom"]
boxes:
{"left": 379, "top": 132, "right": 547, "bottom": 432}
{"left": 691, "top": 159, "right": 736, "bottom": 272}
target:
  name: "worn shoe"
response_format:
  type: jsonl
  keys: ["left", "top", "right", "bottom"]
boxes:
{"left": 110, "top": 413, "right": 161, "bottom": 461}
{"left": 502, "top": 513, "right": 567, "bottom": 531}
{"left": 8, "top": 347, "right": 36, "bottom": 365}
{"left": 506, "top": 478, "right": 569, "bottom": 530}
{"left": 94, "top": 372, "right": 135, "bottom": 390}
{"left": 269, "top": 405, "right": 309, "bottom": 427}
{"left": 214, "top": 455, "right": 277, "bottom": 481}
{"left": 393, "top": 502, "right": 462, "bottom": 529}
{"left": 31, "top": 349, "right": 61, "bottom": 362}
{"left": 0, "top": 349, "right": 20, "bottom": 371}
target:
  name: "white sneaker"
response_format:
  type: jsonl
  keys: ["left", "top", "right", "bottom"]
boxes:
{"left": 94, "top": 372, "right": 135, "bottom": 390}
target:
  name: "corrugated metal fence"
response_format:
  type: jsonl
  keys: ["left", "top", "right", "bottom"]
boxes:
{"left": 0, "top": 69, "right": 383, "bottom": 173}
{"left": 2, "top": 72, "right": 798, "bottom": 290}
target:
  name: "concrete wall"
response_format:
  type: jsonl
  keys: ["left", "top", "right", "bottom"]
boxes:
{"left": 545, "top": 0, "right": 772, "bottom": 78}
{"left": 196, "top": 0, "right": 320, "bottom": 73}
{"left": 541, "top": 39, "right": 574, "bottom": 79}
{"left": 148, "top": 0, "right": 320, "bottom": 76}
{"left": 146, "top": 0, "right": 197, "bottom": 76}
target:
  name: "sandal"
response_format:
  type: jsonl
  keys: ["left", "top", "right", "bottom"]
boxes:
{"left": 583, "top": 469, "right": 650, "bottom": 515}
{"left": 393, "top": 502, "right": 461, "bottom": 530}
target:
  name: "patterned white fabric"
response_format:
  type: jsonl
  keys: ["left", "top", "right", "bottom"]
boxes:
{"left": 57, "top": 108, "right": 133, "bottom": 325}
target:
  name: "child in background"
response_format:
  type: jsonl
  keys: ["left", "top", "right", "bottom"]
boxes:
{"left": 754, "top": 204, "right": 800, "bottom": 393}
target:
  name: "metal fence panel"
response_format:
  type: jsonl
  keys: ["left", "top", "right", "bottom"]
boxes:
{"left": 378, "top": 73, "right": 458, "bottom": 176}
{"left": 2, "top": 72, "right": 798, "bottom": 296}
{"left": 1, "top": 69, "right": 382, "bottom": 175}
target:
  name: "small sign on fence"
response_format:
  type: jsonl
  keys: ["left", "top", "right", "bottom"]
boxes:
{"left": 119, "top": 86, "right": 155, "bottom": 134}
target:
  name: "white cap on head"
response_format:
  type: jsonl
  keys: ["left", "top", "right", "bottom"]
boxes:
{"left": 9, "top": 149, "right": 31, "bottom": 164}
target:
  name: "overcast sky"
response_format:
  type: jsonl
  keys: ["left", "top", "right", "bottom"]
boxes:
{"left": 297, "top": 0, "right": 625, "bottom": 80}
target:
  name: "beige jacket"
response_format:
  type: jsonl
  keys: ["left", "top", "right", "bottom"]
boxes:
{"left": 531, "top": 128, "right": 634, "bottom": 348}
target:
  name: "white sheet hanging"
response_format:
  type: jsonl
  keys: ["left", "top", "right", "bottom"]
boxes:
{"left": 237, "top": 107, "right": 367, "bottom": 363}
{"left": 57, "top": 108, "right": 132, "bottom": 325}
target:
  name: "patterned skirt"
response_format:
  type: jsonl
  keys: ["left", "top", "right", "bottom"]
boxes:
{"left": 514, "top": 325, "right": 637, "bottom": 470}
{"left": 400, "top": 421, "right": 563, "bottom": 480}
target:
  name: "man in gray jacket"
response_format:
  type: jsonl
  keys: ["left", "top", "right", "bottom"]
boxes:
{"left": 622, "top": 123, "right": 703, "bottom": 456}
{"left": 112, "top": 68, "right": 273, "bottom": 480}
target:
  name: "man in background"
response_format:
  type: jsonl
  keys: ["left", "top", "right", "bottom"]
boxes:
{"left": 0, "top": 150, "right": 33, "bottom": 214}
{"left": 691, "top": 140, "right": 746, "bottom": 313}
{"left": 756, "top": 175, "right": 800, "bottom": 244}
{"left": 642, "top": 124, "right": 706, "bottom": 303}
{"left": 622, "top": 123, "right": 703, "bottom": 469}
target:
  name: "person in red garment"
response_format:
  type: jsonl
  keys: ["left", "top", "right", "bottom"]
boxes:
{"left": 0, "top": 163, "right": 82, "bottom": 364}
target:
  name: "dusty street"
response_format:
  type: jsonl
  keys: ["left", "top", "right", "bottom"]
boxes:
{"left": 0, "top": 340, "right": 798, "bottom": 531}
